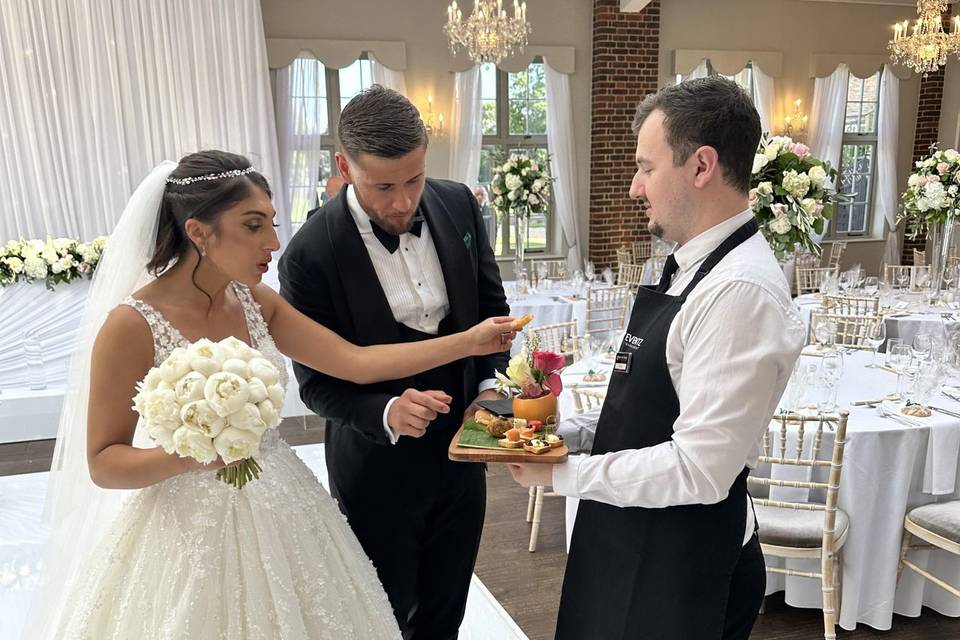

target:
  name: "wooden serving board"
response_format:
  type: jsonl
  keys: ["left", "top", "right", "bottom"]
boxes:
{"left": 448, "top": 423, "right": 568, "bottom": 464}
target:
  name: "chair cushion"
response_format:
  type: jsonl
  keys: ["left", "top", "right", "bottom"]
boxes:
{"left": 907, "top": 501, "right": 960, "bottom": 545}
{"left": 755, "top": 504, "right": 849, "bottom": 549}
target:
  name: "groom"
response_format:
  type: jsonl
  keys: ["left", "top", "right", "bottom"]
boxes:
{"left": 279, "top": 85, "right": 510, "bottom": 640}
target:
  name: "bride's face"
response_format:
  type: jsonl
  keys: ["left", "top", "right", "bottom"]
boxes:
{"left": 196, "top": 187, "right": 279, "bottom": 286}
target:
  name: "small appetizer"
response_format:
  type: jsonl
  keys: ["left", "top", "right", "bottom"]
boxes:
{"left": 523, "top": 438, "right": 551, "bottom": 454}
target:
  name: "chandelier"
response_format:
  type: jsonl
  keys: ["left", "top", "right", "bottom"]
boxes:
{"left": 444, "top": 0, "right": 530, "bottom": 65}
{"left": 888, "top": 0, "right": 960, "bottom": 76}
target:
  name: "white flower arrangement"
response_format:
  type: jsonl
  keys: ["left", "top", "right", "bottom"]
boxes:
{"left": 0, "top": 235, "right": 106, "bottom": 289}
{"left": 131, "top": 337, "right": 285, "bottom": 489}
{"left": 899, "top": 145, "right": 960, "bottom": 236}
{"left": 489, "top": 153, "right": 554, "bottom": 221}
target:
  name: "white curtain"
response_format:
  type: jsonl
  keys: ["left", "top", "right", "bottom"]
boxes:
{"left": 752, "top": 65, "right": 776, "bottom": 136}
{"left": 683, "top": 59, "right": 709, "bottom": 81}
{"left": 370, "top": 54, "right": 408, "bottom": 96}
{"left": 0, "top": 0, "right": 289, "bottom": 244}
{"left": 448, "top": 66, "right": 483, "bottom": 187}
{"left": 544, "top": 63, "right": 583, "bottom": 272}
{"left": 877, "top": 64, "right": 901, "bottom": 267}
{"left": 273, "top": 58, "right": 326, "bottom": 228}
{"left": 809, "top": 64, "right": 850, "bottom": 173}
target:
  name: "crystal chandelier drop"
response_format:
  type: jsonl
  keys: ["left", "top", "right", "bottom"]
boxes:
{"left": 444, "top": 0, "right": 531, "bottom": 65}
{"left": 888, "top": 0, "right": 960, "bottom": 76}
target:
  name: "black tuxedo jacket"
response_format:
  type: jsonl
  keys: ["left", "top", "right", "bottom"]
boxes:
{"left": 278, "top": 178, "right": 510, "bottom": 455}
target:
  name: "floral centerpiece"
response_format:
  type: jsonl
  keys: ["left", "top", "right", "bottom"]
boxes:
{"left": 489, "top": 152, "right": 554, "bottom": 272}
{"left": 0, "top": 236, "right": 107, "bottom": 289}
{"left": 750, "top": 135, "right": 839, "bottom": 260}
{"left": 132, "top": 336, "right": 285, "bottom": 489}
{"left": 898, "top": 145, "right": 960, "bottom": 294}
{"left": 494, "top": 333, "right": 565, "bottom": 424}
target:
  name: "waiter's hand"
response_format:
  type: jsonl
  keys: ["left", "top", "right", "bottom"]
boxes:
{"left": 508, "top": 463, "right": 554, "bottom": 488}
{"left": 463, "top": 389, "right": 503, "bottom": 425}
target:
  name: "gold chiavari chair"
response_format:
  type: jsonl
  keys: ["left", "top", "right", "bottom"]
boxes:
{"left": 826, "top": 241, "right": 847, "bottom": 270}
{"left": 616, "top": 246, "right": 633, "bottom": 268}
{"left": 632, "top": 239, "right": 652, "bottom": 262}
{"left": 795, "top": 267, "right": 838, "bottom": 296}
{"left": 617, "top": 263, "right": 644, "bottom": 293}
{"left": 528, "top": 320, "right": 580, "bottom": 359}
{"left": 884, "top": 264, "right": 930, "bottom": 291}
{"left": 821, "top": 294, "right": 880, "bottom": 316}
{"left": 585, "top": 285, "right": 631, "bottom": 338}
{"left": 749, "top": 411, "right": 850, "bottom": 640}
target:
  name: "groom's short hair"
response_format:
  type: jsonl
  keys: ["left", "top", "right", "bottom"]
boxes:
{"left": 632, "top": 76, "right": 760, "bottom": 194}
{"left": 339, "top": 84, "right": 428, "bottom": 160}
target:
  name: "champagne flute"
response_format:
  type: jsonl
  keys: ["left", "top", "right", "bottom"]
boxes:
{"left": 889, "top": 343, "right": 913, "bottom": 399}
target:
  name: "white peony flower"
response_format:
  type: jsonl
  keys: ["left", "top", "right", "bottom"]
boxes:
{"left": 222, "top": 358, "right": 251, "bottom": 380}
{"left": 173, "top": 426, "right": 217, "bottom": 464}
{"left": 174, "top": 371, "right": 207, "bottom": 404}
{"left": 258, "top": 399, "right": 281, "bottom": 429}
{"left": 248, "top": 357, "right": 280, "bottom": 386}
{"left": 139, "top": 388, "right": 180, "bottom": 432}
{"left": 807, "top": 165, "right": 827, "bottom": 188}
{"left": 247, "top": 378, "right": 268, "bottom": 403}
{"left": 769, "top": 217, "right": 793, "bottom": 235}
{"left": 204, "top": 372, "right": 250, "bottom": 417}
{"left": 148, "top": 422, "right": 176, "bottom": 454}
{"left": 217, "top": 336, "right": 254, "bottom": 362}
{"left": 140, "top": 367, "right": 163, "bottom": 393}
{"left": 180, "top": 400, "right": 226, "bottom": 438}
{"left": 23, "top": 257, "right": 47, "bottom": 279}
{"left": 159, "top": 348, "right": 191, "bottom": 384}
{"left": 227, "top": 403, "right": 267, "bottom": 434}
{"left": 267, "top": 384, "right": 285, "bottom": 408}
{"left": 213, "top": 427, "right": 261, "bottom": 464}
{"left": 185, "top": 339, "right": 226, "bottom": 377}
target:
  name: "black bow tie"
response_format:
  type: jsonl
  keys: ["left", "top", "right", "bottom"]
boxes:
{"left": 371, "top": 216, "right": 423, "bottom": 254}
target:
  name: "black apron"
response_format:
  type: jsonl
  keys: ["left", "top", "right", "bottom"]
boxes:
{"left": 556, "top": 219, "right": 759, "bottom": 640}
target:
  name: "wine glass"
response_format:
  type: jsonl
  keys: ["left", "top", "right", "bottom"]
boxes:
{"left": 889, "top": 343, "right": 913, "bottom": 399}
{"left": 817, "top": 352, "right": 844, "bottom": 412}
{"left": 584, "top": 260, "right": 596, "bottom": 285}
{"left": 535, "top": 261, "right": 549, "bottom": 291}
{"left": 864, "top": 319, "right": 887, "bottom": 367}
{"left": 838, "top": 270, "right": 853, "bottom": 293}
{"left": 813, "top": 316, "right": 837, "bottom": 350}
{"left": 912, "top": 333, "right": 933, "bottom": 363}
{"left": 896, "top": 270, "right": 910, "bottom": 292}
{"left": 863, "top": 276, "right": 880, "bottom": 297}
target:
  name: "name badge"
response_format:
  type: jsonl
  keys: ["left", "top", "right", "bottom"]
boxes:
{"left": 614, "top": 351, "right": 633, "bottom": 374}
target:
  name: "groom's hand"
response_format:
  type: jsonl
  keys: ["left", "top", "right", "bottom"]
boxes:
{"left": 388, "top": 389, "right": 452, "bottom": 438}
{"left": 463, "top": 389, "right": 503, "bottom": 424}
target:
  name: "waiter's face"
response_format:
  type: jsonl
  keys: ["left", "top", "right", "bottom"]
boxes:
{"left": 336, "top": 146, "right": 427, "bottom": 235}
{"left": 629, "top": 109, "right": 697, "bottom": 244}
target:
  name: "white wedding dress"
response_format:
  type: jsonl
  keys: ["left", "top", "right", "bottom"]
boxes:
{"left": 46, "top": 282, "right": 401, "bottom": 639}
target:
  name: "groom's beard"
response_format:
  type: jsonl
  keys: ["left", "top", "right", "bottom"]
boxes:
{"left": 355, "top": 191, "right": 417, "bottom": 236}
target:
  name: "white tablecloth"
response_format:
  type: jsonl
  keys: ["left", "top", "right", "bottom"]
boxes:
{"left": 555, "top": 349, "right": 960, "bottom": 631}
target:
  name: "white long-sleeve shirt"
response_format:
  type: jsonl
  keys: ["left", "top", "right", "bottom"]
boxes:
{"left": 552, "top": 209, "right": 806, "bottom": 545}
{"left": 346, "top": 186, "right": 496, "bottom": 444}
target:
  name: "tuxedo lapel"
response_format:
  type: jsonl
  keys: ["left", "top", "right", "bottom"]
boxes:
{"left": 323, "top": 197, "right": 402, "bottom": 346}
{"left": 419, "top": 183, "right": 476, "bottom": 333}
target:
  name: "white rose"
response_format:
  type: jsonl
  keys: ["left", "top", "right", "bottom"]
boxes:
{"left": 247, "top": 357, "right": 280, "bottom": 386}
{"left": 174, "top": 371, "right": 207, "bottom": 404}
{"left": 908, "top": 173, "right": 924, "bottom": 188}
{"left": 5, "top": 240, "right": 19, "bottom": 252}
{"left": 532, "top": 179, "right": 544, "bottom": 193}
{"left": 23, "top": 257, "right": 47, "bottom": 279}
{"left": 944, "top": 149, "right": 960, "bottom": 163}
{"left": 507, "top": 190, "right": 518, "bottom": 202}
{"left": 800, "top": 198, "right": 818, "bottom": 217}
{"left": 78, "top": 244, "right": 97, "bottom": 263}
{"left": 222, "top": 358, "right": 251, "bottom": 380}
{"left": 247, "top": 378, "right": 268, "bottom": 403}
{"left": 757, "top": 181, "right": 773, "bottom": 197}
{"left": 213, "top": 427, "right": 261, "bottom": 464}
{"left": 139, "top": 388, "right": 180, "bottom": 432}
{"left": 752, "top": 154, "right": 769, "bottom": 174}
{"left": 258, "top": 399, "right": 281, "bottom": 429}
{"left": 159, "top": 348, "right": 191, "bottom": 384}
{"left": 768, "top": 217, "right": 793, "bottom": 235}
{"left": 180, "top": 399, "right": 226, "bottom": 438}
{"left": 52, "top": 237, "right": 72, "bottom": 252}
{"left": 763, "top": 145, "right": 779, "bottom": 162}
{"left": 173, "top": 426, "right": 217, "bottom": 464}
{"left": 807, "top": 165, "right": 827, "bottom": 188}
{"left": 51, "top": 256, "right": 74, "bottom": 274}
{"left": 3, "top": 256, "right": 23, "bottom": 274}
{"left": 204, "top": 372, "right": 250, "bottom": 417}
{"left": 267, "top": 384, "right": 285, "bottom": 408}
{"left": 41, "top": 246, "right": 58, "bottom": 264}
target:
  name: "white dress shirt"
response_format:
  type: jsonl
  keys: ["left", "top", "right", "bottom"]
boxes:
{"left": 552, "top": 209, "right": 806, "bottom": 546}
{"left": 346, "top": 186, "right": 496, "bottom": 444}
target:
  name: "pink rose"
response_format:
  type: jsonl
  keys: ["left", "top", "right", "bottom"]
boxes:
{"left": 533, "top": 351, "right": 566, "bottom": 376}
{"left": 938, "top": 162, "right": 950, "bottom": 175}
{"left": 771, "top": 203, "right": 788, "bottom": 219}
{"left": 748, "top": 188, "right": 759, "bottom": 207}
{"left": 77, "top": 262, "right": 91, "bottom": 273}
{"left": 928, "top": 174, "right": 941, "bottom": 183}
{"left": 815, "top": 203, "right": 824, "bottom": 218}
{"left": 790, "top": 143, "right": 810, "bottom": 159}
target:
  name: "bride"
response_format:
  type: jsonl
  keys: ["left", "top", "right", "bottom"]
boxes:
{"left": 24, "top": 150, "right": 516, "bottom": 639}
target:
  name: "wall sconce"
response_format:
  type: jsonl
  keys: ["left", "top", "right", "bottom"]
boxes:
{"left": 784, "top": 98, "right": 808, "bottom": 141}
{"left": 422, "top": 94, "right": 445, "bottom": 137}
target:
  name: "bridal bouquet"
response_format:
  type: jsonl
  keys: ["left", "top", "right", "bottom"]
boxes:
{"left": 132, "top": 336, "right": 284, "bottom": 489}
{"left": 750, "top": 135, "right": 839, "bottom": 260}
{"left": 898, "top": 145, "right": 960, "bottom": 237}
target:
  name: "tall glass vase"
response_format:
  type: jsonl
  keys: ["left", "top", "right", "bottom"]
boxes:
{"left": 514, "top": 213, "right": 528, "bottom": 284}
{"left": 929, "top": 219, "right": 954, "bottom": 298}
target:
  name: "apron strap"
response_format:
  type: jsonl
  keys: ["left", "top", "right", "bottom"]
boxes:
{"left": 678, "top": 218, "right": 759, "bottom": 300}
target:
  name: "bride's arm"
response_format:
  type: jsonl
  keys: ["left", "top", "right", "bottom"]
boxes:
{"left": 255, "top": 285, "right": 516, "bottom": 384}
{"left": 86, "top": 307, "right": 222, "bottom": 489}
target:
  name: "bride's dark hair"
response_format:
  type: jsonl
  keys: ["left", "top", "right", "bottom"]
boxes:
{"left": 147, "top": 150, "right": 272, "bottom": 275}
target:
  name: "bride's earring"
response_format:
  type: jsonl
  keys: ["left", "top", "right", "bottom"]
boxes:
{"left": 200, "top": 245, "right": 207, "bottom": 258}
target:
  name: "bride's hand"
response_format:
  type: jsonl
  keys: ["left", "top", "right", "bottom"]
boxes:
{"left": 179, "top": 455, "right": 236, "bottom": 473}
{"left": 467, "top": 316, "right": 517, "bottom": 355}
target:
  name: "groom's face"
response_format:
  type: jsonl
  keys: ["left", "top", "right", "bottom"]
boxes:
{"left": 337, "top": 147, "right": 427, "bottom": 235}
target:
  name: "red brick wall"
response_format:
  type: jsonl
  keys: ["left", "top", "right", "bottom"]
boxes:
{"left": 901, "top": 7, "right": 952, "bottom": 265}
{"left": 588, "top": 0, "right": 660, "bottom": 269}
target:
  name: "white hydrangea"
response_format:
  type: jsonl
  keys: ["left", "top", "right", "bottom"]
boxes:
{"left": 782, "top": 170, "right": 811, "bottom": 199}
{"left": 23, "top": 256, "right": 47, "bottom": 280}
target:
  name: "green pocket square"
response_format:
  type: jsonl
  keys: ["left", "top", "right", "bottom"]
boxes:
{"left": 463, "top": 232, "right": 472, "bottom": 248}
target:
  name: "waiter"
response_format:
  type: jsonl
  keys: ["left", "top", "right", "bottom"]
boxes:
{"left": 509, "top": 76, "right": 805, "bottom": 639}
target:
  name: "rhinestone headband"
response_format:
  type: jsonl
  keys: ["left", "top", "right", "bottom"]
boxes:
{"left": 166, "top": 166, "right": 255, "bottom": 186}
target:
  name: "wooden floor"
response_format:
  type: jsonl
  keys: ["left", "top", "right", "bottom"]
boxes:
{"left": 2, "top": 417, "right": 957, "bottom": 639}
